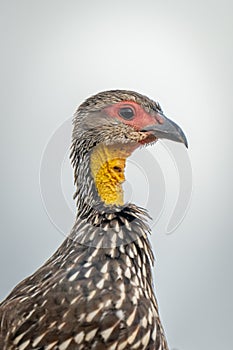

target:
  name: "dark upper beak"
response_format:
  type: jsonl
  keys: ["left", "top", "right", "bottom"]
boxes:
{"left": 141, "top": 114, "right": 188, "bottom": 148}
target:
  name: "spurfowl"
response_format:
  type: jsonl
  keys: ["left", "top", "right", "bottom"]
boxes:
{"left": 0, "top": 90, "right": 187, "bottom": 350}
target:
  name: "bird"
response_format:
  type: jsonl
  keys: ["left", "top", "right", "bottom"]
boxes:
{"left": 0, "top": 90, "right": 187, "bottom": 350}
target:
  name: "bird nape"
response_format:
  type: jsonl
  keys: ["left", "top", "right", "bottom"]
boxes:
{"left": 0, "top": 90, "right": 187, "bottom": 350}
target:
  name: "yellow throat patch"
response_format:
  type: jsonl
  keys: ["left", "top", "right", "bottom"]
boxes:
{"left": 90, "top": 143, "right": 135, "bottom": 206}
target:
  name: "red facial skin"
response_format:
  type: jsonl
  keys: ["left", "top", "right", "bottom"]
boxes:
{"left": 104, "top": 101, "right": 164, "bottom": 131}
{"left": 104, "top": 101, "right": 164, "bottom": 145}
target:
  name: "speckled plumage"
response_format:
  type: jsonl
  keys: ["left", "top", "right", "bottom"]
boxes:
{"left": 0, "top": 90, "right": 179, "bottom": 350}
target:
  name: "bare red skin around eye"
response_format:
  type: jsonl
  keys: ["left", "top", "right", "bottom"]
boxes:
{"left": 104, "top": 101, "right": 163, "bottom": 131}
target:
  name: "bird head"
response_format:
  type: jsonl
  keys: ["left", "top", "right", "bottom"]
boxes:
{"left": 72, "top": 90, "right": 187, "bottom": 208}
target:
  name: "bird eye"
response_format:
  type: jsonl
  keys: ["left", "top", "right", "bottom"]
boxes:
{"left": 118, "top": 107, "right": 134, "bottom": 120}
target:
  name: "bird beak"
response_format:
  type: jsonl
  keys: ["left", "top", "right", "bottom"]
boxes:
{"left": 141, "top": 114, "right": 188, "bottom": 148}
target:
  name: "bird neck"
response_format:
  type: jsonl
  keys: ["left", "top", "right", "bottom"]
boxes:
{"left": 71, "top": 139, "right": 139, "bottom": 218}
{"left": 70, "top": 138, "right": 154, "bottom": 260}
{"left": 90, "top": 142, "right": 138, "bottom": 206}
